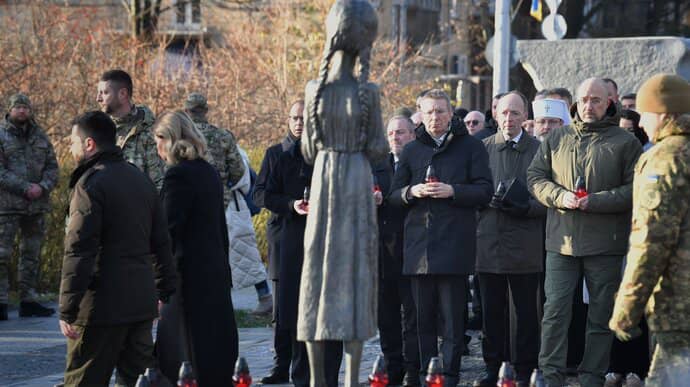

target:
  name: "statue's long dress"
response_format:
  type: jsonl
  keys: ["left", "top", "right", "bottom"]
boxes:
{"left": 297, "top": 79, "right": 388, "bottom": 341}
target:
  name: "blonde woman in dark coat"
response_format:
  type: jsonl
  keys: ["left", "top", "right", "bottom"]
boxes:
{"left": 153, "top": 111, "right": 238, "bottom": 386}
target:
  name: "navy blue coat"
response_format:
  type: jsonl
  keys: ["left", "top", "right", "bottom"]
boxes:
{"left": 389, "top": 118, "right": 493, "bottom": 275}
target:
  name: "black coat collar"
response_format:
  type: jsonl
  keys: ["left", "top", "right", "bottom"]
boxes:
{"left": 69, "top": 146, "right": 124, "bottom": 188}
{"left": 415, "top": 116, "right": 469, "bottom": 150}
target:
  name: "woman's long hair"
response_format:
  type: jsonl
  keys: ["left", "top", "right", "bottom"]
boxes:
{"left": 153, "top": 110, "right": 208, "bottom": 165}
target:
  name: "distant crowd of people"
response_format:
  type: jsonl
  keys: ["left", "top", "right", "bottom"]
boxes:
{"left": 0, "top": 63, "right": 688, "bottom": 387}
{"left": 256, "top": 75, "right": 690, "bottom": 387}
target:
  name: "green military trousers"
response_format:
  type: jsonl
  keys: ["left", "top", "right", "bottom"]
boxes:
{"left": 538, "top": 252, "right": 622, "bottom": 387}
{"left": 64, "top": 320, "right": 155, "bottom": 387}
{"left": 645, "top": 332, "right": 690, "bottom": 387}
{"left": 0, "top": 214, "right": 46, "bottom": 304}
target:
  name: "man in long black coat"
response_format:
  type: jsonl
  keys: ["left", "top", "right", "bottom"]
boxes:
{"left": 253, "top": 100, "right": 304, "bottom": 383}
{"left": 59, "top": 111, "right": 177, "bottom": 386}
{"left": 264, "top": 140, "right": 343, "bottom": 387}
{"left": 390, "top": 89, "right": 493, "bottom": 386}
{"left": 373, "top": 115, "right": 420, "bottom": 386}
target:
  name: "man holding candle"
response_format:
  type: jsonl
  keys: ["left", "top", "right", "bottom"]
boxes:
{"left": 390, "top": 89, "right": 493, "bottom": 386}
{"left": 527, "top": 78, "right": 642, "bottom": 387}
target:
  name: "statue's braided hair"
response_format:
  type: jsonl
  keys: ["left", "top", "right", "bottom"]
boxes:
{"left": 356, "top": 46, "right": 371, "bottom": 147}
{"left": 309, "top": 0, "right": 377, "bottom": 148}
{"left": 309, "top": 37, "right": 336, "bottom": 145}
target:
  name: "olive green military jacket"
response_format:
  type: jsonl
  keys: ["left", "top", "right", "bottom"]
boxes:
{"left": 611, "top": 114, "right": 690, "bottom": 336}
{"left": 111, "top": 105, "right": 165, "bottom": 190}
{"left": 0, "top": 117, "right": 58, "bottom": 215}
{"left": 191, "top": 118, "right": 245, "bottom": 208}
{"left": 527, "top": 108, "right": 642, "bottom": 256}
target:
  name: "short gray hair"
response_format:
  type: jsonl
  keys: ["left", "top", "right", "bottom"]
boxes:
{"left": 420, "top": 89, "right": 452, "bottom": 111}
{"left": 387, "top": 115, "right": 415, "bottom": 132}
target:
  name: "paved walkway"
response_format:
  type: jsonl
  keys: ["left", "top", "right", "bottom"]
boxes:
{"left": 0, "top": 287, "right": 546, "bottom": 386}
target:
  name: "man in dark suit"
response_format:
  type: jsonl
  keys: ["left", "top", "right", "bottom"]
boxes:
{"left": 373, "top": 115, "right": 419, "bottom": 386}
{"left": 59, "top": 111, "right": 177, "bottom": 385}
{"left": 253, "top": 100, "right": 304, "bottom": 384}
{"left": 390, "top": 89, "right": 493, "bottom": 386}
{"left": 264, "top": 138, "right": 343, "bottom": 387}
{"left": 474, "top": 92, "right": 545, "bottom": 386}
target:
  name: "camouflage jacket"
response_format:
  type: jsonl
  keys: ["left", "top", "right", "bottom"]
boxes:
{"left": 0, "top": 116, "right": 58, "bottom": 215}
{"left": 610, "top": 114, "right": 690, "bottom": 336}
{"left": 192, "top": 118, "right": 245, "bottom": 207}
{"left": 111, "top": 105, "right": 165, "bottom": 190}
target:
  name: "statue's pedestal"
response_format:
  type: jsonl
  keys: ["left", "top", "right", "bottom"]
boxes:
{"left": 517, "top": 37, "right": 690, "bottom": 94}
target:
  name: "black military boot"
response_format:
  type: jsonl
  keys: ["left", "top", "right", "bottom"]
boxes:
{"left": 19, "top": 301, "right": 55, "bottom": 317}
{"left": 260, "top": 369, "right": 289, "bottom": 384}
{"left": 0, "top": 303, "right": 7, "bottom": 321}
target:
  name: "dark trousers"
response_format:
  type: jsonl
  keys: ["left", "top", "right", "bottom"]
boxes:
{"left": 478, "top": 272, "right": 540, "bottom": 379}
{"left": 290, "top": 339, "right": 342, "bottom": 387}
{"left": 378, "top": 274, "right": 420, "bottom": 384}
{"left": 412, "top": 275, "right": 467, "bottom": 386}
{"left": 567, "top": 276, "right": 588, "bottom": 368}
{"left": 609, "top": 318, "right": 650, "bottom": 377}
{"left": 271, "top": 279, "right": 292, "bottom": 374}
{"left": 65, "top": 320, "right": 154, "bottom": 386}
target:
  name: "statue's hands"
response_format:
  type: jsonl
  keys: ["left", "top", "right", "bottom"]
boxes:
{"left": 293, "top": 199, "right": 309, "bottom": 215}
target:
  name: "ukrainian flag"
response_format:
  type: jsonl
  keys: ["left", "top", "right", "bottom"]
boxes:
{"left": 530, "top": 0, "right": 543, "bottom": 22}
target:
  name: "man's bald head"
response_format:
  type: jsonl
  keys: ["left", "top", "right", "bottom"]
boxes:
{"left": 576, "top": 78, "right": 611, "bottom": 123}
{"left": 463, "top": 110, "right": 485, "bottom": 135}
{"left": 496, "top": 92, "right": 527, "bottom": 139}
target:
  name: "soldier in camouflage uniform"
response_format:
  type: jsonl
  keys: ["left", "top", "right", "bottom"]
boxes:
{"left": 184, "top": 93, "right": 245, "bottom": 207}
{"left": 609, "top": 74, "right": 690, "bottom": 386}
{"left": 0, "top": 94, "right": 58, "bottom": 320}
{"left": 97, "top": 70, "right": 165, "bottom": 190}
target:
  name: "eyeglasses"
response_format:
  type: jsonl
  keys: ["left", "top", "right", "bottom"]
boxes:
{"left": 290, "top": 116, "right": 304, "bottom": 122}
{"left": 464, "top": 120, "right": 480, "bottom": 126}
{"left": 577, "top": 97, "right": 605, "bottom": 106}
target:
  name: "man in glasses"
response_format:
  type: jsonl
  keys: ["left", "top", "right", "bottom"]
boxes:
{"left": 254, "top": 100, "right": 305, "bottom": 384}
{"left": 464, "top": 111, "right": 485, "bottom": 136}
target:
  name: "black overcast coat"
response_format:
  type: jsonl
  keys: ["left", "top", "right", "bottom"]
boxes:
{"left": 389, "top": 118, "right": 493, "bottom": 275}
{"left": 373, "top": 155, "right": 406, "bottom": 280}
{"left": 264, "top": 141, "right": 312, "bottom": 330}
{"left": 253, "top": 136, "right": 294, "bottom": 280}
{"left": 155, "top": 158, "right": 238, "bottom": 386}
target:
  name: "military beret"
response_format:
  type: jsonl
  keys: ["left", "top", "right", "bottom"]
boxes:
{"left": 185, "top": 93, "right": 208, "bottom": 110}
{"left": 637, "top": 74, "right": 690, "bottom": 114}
{"left": 8, "top": 93, "right": 31, "bottom": 111}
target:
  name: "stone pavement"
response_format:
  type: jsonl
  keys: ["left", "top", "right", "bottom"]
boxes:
{"left": 0, "top": 286, "right": 575, "bottom": 386}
